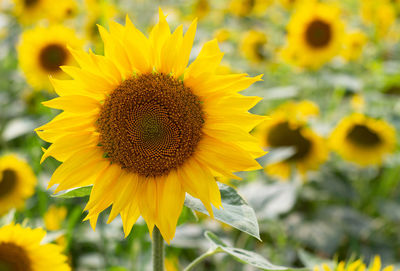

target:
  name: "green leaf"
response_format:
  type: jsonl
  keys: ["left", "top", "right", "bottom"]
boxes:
{"left": 184, "top": 183, "right": 261, "bottom": 240}
{"left": 205, "top": 232, "right": 307, "bottom": 271}
{"left": 178, "top": 206, "right": 198, "bottom": 226}
{"left": 52, "top": 186, "right": 92, "bottom": 198}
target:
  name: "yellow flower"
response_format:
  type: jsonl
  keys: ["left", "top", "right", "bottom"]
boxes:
{"left": 17, "top": 25, "right": 83, "bottom": 92}
{"left": 282, "top": 1, "right": 345, "bottom": 69}
{"left": 36, "top": 9, "right": 264, "bottom": 243}
{"left": 0, "top": 224, "right": 70, "bottom": 271}
{"left": 361, "top": 0, "right": 395, "bottom": 39}
{"left": 12, "top": 0, "right": 76, "bottom": 25}
{"left": 44, "top": 205, "right": 67, "bottom": 231}
{"left": 229, "top": 0, "right": 272, "bottom": 17}
{"left": 315, "top": 255, "right": 397, "bottom": 271}
{"left": 165, "top": 256, "right": 179, "bottom": 271}
{"left": 12, "top": 0, "right": 47, "bottom": 25}
{"left": 0, "top": 154, "right": 36, "bottom": 215}
{"left": 255, "top": 101, "right": 327, "bottom": 180}
{"left": 193, "top": 0, "right": 210, "bottom": 20}
{"left": 240, "top": 30, "right": 268, "bottom": 64}
{"left": 340, "top": 30, "right": 368, "bottom": 62}
{"left": 330, "top": 113, "right": 396, "bottom": 166}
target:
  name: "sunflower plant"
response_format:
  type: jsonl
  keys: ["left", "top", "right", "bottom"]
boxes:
{"left": 34, "top": 8, "right": 299, "bottom": 271}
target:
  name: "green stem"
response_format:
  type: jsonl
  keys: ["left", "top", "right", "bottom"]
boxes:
{"left": 183, "top": 249, "right": 221, "bottom": 271}
{"left": 152, "top": 226, "right": 164, "bottom": 271}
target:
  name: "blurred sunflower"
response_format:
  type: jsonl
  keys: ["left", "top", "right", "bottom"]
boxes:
{"left": 44, "top": 205, "right": 67, "bottom": 231}
{"left": 192, "top": 0, "right": 210, "bottom": 20}
{"left": 314, "top": 255, "right": 395, "bottom": 271}
{"left": 360, "top": 0, "right": 395, "bottom": 39}
{"left": 340, "top": 30, "right": 368, "bottom": 62}
{"left": 47, "top": 0, "right": 78, "bottom": 22}
{"left": 229, "top": 0, "right": 271, "bottom": 17}
{"left": 330, "top": 113, "right": 396, "bottom": 166}
{"left": 17, "top": 25, "right": 83, "bottom": 92}
{"left": 0, "top": 224, "right": 70, "bottom": 270}
{"left": 281, "top": 1, "right": 344, "bottom": 69}
{"left": 0, "top": 154, "right": 36, "bottom": 215}
{"left": 255, "top": 101, "right": 328, "bottom": 180}
{"left": 12, "top": 0, "right": 47, "bottom": 25}
{"left": 36, "top": 9, "right": 264, "bottom": 243}
{"left": 240, "top": 30, "right": 268, "bottom": 64}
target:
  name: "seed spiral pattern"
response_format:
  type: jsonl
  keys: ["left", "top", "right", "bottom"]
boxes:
{"left": 97, "top": 73, "right": 204, "bottom": 177}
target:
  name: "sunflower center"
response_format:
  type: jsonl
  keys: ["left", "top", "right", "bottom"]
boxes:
{"left": 267, "top": 122, "right": 312, "bottom": 161}
{"left": 39, "top": 44, "right": 68, "bottom": 72}
{"left": 346, "top": 124, "right": 381, "bottom": 147}
{"left": 0, "top": 242, "right": 32, "bottom": 271}
{"left": 305, "top": 19, "right": 332, "bottom": 48}
{"left": 24, "top": 0, "right": 38, "bottom": 7}
{"left": 97, "top": 73, "right": 204, "bottom": 177}
{"left": 0, "top": 169, "right": 17, "bottom": 198}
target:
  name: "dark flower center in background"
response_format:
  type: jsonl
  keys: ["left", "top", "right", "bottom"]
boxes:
{"left": 0, "top": 242, "right": 32, "bottom": 271}
{"left": 346, "top": 124, "right": 381, "bottom": 147}
{"left": 24, "top": 0, "right": 38, "bottom": 8}
{"left": 39, "top": 44, "right": 68, "bottom": 72}
{"left": 0, "top": 169, "right": 17, "bottom": 198}
{"left": 305, "top": 19, "right": 332, "bottom": 48}
{"left": 97, "top": 73, "right": 204, "bottom": 177}
{"left": 267, "top": 122, "right": 312, "bottom": 161}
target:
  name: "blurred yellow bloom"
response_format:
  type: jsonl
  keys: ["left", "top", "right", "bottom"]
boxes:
{"left": 350, "top": 94, "right": 365, "bottom": 112}
{"left": 341, "top": 30, "right": 368, "bottom": 62}
{"left": 192, "top": 0, "right": 210, "bottom": 20}
{"left": 12, "top": 0, "right": 48, "bottom": 25}
{"left": 282, "top": 1, "right": 345, "bottom": 69}
{"left": 361, "top": 0, "right": 396, "bottom": 39}
{"left": 17, "top": 25, "right": 83, "bottom": 91}
{"left": 255, "top": 101, "right": 328, "bottom": 180}
{"left": 330, "top": 113, "right": 396, "bottom": 166}
{"left": 214, "top": 28, "right": 231, "bottom": 43}
{"left": 0, "top": 154, "right": 36, "bottom": 215}
{"left": 12, "top": 0, "right": 77, "bottom": 25}
{"left": 229, "top": 0, "right": 272, "bottom": 17}
{"left": 44, "top": 205, "right": 67, "bottom": 231}
{"left": 240, "top": 30, "right": 268, "bottom": 63}
{"left": 0, "top": 224, "right": 70, "bottom": 270}
{"left": 165, "top": 256, "right": 180, "bottom": 271}
{"left": 314, "top": 256, "right": 396, "bottom": 271}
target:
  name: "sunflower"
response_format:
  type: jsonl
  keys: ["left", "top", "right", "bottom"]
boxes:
{"left": 36, "top": 9, "right": 264, "bottom": 243}
{"left": 360, "top": 0, "right": 395, "bottom": 39}
{"left": 0, "top": 223, "right": 70, "bottom": 271}
{"left": 192, "top": 0, "right": 210, "bottom": 20}
{"left": 340, "top": 30, "right": 367, "bottom": 62}
{"left": 281, "top": 1, "right": 344, "bottom": 69}
{"left": 330, "top": 113, "right": 396, "bottom": 166}
{"left": 17, "top": 25, "right": 83, "bottom": 92}
{"left": 12, "top": 0, "right": 47, "bottom": 25}
{"left": 255, "top": 101, "right": 327, "bottom": 180}
{"left": 0, "top": 154, "right": 36, "bottom": 215}
{"left": 240, "top": 30, "right": 268, "bottom": 64}
{"left": 44, "top": 205, "right": 67, "bottom": 231}
{"left": 314, "top": 256, "right": 396, "bottom": 271}
{"left": 229, "top": 0, "right": 271, "bottom": 17}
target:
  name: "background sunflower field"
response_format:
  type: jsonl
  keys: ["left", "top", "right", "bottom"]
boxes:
{"left": 1, "top": 0, "right": 400, "bottom": 270}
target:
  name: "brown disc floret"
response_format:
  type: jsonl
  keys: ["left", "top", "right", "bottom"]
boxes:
{"left": 305, "top": 19, "right": 332, "bottom": 48}
{"left": 97, "top": 73, "right": 204, "bottom": 177}
{"left": 0, "top": 242, "right": 32, "bottom": 271}
{"left": 267, "top": 121, "right": 312, "bottom": 161}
